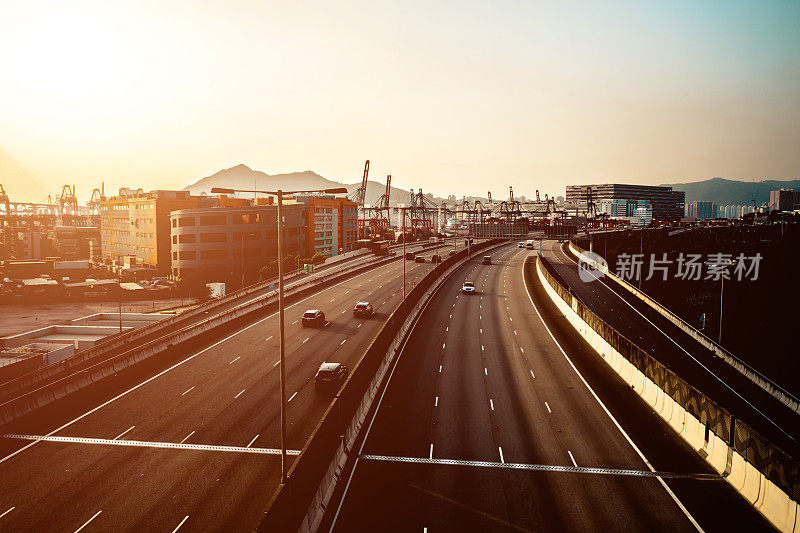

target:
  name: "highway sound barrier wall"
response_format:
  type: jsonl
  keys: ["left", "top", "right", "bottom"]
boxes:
{"left": 261, "top": 239, "right": 504, "bottom": 532}
{"left": 531, "top": 255, "right": 799, "bottom": 532}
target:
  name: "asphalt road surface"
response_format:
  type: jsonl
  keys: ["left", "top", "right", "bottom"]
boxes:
{"left": 0, "top": 245, "right": 454, "bottom": 532}
{"left": 326, "top": 243, "right": 772, "bottom": 532}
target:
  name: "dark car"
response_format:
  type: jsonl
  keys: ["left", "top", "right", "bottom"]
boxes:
{"left": 353, "top": 301, "right": 374, "bottom": 317}
{"left": 301, "top": 309, "right": 326, "bottom": 327}
{"left": 314, "top": 362, "right": 348, "bottom": 390}
{"left": 482, "top": 256, "right": 492, "bottom": 265}
{"left": 414, "top": 255, "right": 425, "bottom": 263}
{"left": 431, "top": 254, "right": 441, "bottom": 263}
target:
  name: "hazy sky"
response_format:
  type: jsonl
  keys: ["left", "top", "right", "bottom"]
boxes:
{"left": 1, "top": 0, "right": 798, "bottom": 201}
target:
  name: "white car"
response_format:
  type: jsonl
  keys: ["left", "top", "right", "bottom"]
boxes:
{"left": 518, "top": 242, "right": 524, "bottom": 248}
{"left": 461, "top": 281, "right": 476, "bottom": 294}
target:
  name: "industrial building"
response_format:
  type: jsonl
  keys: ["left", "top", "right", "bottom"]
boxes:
{"left": 292, "top": 195, "right": 358, "bottom": 257}
{"left": 100, "top": 189, "right": 216, "bottom": 274}
{"left": 566, "top": 184, "right": 685, "bottom": 221}
{"left": 169, "top": 203, "right": 308, "bottom": 283}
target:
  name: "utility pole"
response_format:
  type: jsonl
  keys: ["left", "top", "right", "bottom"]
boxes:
{"left": 211, "top": 184, "right": 347, "bottom": 485}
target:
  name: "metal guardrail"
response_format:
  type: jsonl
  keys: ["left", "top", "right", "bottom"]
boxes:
{"left": 0, "top": 247, "right": 436, "bottom": 416}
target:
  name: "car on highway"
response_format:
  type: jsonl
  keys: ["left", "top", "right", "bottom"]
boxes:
{"left": 314, "top": 362, "right": 348, "bottom": 391}
{"left": 518, "top": 242, "right": 524, "bottom": 248}
{"left": 431, "top": 254, "right": 441, "bottom": 263}
{"left": 482, "top": 256, "right": 492, "bottom": 265}
{"left": 353, "top": 301, "right": 374, "bottom": 317}
{"left": 461, "top": 281, "right": 476, "bottom": 294}
{"left": 301, "top": 309, "right": 326, "bottom": 327}
{"left": 414, "top": 255, "right": 425, "bottom": 263}
{"left": 449, "top": 249, "right": 457, "bottom": 256}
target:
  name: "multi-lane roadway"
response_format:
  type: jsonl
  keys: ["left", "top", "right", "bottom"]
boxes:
{"left": 0, "top": 244, "right": 456, "bottom": 532}
{"left": 327, "top": 243, "right": 772, "bottom": 531}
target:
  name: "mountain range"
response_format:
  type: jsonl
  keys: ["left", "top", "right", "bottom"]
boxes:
{"left": 662, "top": 177, "right": 800, "bottom": 206}
{"left": 184, "top": 164, "right": 430, "bottom": 206}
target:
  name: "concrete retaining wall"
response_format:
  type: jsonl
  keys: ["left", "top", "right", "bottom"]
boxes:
{"left": 533, "top": 255, "right": 799, "bottom": 532}
{"left": 568, "top": 241, "right": 800, "bottom": 416}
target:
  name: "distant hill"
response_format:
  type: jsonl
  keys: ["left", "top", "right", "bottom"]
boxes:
{"left": 0, "top": 147, "right": 49, "bottom": 203}
{"left": 184, "top": 164, "right": 432, "bottom": 206}
{"left": 661, "top": 177, "right": 800, "bottom": 206}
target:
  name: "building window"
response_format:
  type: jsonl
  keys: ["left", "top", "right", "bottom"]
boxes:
{"left": 179, "top": 251, "right": 196, "bottom": 260}
{"left": 201, "top": 249, "right": 228, "bottom": 260}
{"left": 179, "top": 234, "right": 196, "bottom": 243}
{"left": 199, "top": 215, "right": 227, "bottom": 226}
{"left": 233, "top": 231, "right": 260, "bottom": 241}
{"left": 179, "top": 217, "right": 195, "bottom": 227}
{"left": 200, "top": 232, "right": 227, "bottom": 243}
{"left": 234, "top": 213, "right": 261, "bottom": 224}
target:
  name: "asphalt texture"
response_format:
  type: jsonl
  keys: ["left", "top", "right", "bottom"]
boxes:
{"left": 325, "top": 243, "right": 773, "bottom": 532}
{"left": 0, "top": 243, "right": 458, "bottom": 532}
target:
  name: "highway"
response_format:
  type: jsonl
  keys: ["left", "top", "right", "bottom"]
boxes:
{"left": 327, "top": 243, "right": 773, "bottom": 531}
{"left": 0, "top": 242, "right": 459, "bottom": 532}
{"left": 540, "top": 240, "right": 800, "bottom": 456}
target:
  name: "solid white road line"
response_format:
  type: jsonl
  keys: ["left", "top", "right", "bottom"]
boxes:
{"left": 568, "top": 450, "right": 578, "bottom": 467}
{"left": 74, "top": 510, "right": 102, "bottom": 533}
{"left": 171, "top": 515, "right": 190, "bottom": 533}
{"left": 180, "top": 431, "right": 195, "bottom": 444}
{"left": 545, "top": 402, "right": 551, "bottom": 413}
{"left": 0, "top": 507, "right": 15, "bottom": 520}
{"left": 288, "top": 392, "right": 298, "bottom": 402}
{"left": 235, "top": 389, "right": 245, "bottom": 399}
{"left": 113, "top": 426, "right": 135, "bottom": 440}
{"left": 246, "top": 435, "right": 259, "bottom": 448}
{"left": 229, "top": 357, "right": 240, "bottom": 364}
{"left": 523, "top": 257, "right": 704, "bottom": 532}
{"left": 181, "top": 386, "right": 194, "bottom": 396}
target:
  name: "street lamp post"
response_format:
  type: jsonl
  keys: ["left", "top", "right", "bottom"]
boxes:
{"left": 211, "top": 185, "right": 347, "bottom": 484}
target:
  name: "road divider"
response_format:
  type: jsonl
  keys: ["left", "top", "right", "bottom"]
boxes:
{"left": 260, "top": 239, "right": 505, "bottom": 532}
{"left": 566, "top": 240, "right": 800, "bottom": 416}
{"left": 530, "top": 254, "right": 799, "bottom": 533}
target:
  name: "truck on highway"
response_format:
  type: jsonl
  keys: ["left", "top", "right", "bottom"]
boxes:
{"left": 525, "top": 240, "right": 535, "bottom": 249}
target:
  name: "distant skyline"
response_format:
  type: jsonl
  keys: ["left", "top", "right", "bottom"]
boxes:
{"left": 1, "top": 0, "right": 798, "bottom": 201}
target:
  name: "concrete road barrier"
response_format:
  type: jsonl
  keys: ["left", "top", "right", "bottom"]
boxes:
{"left": 567, "top": 240, "right": 800, "bottom": 416}
{"left": 532, "top": 254, "right": 799, "bottom": 532}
